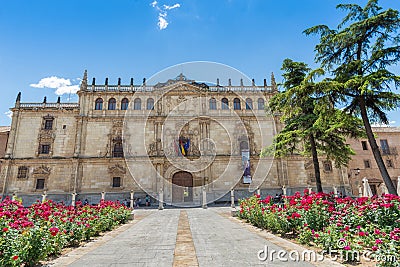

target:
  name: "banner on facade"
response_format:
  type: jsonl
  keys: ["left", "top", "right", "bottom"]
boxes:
{"left": 242, "top": 150, "right": 251, "bottom": 184}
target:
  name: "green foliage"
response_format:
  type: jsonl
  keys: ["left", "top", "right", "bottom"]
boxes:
{"left": 304, "top": 0, "right": 400, "bottom": 194}
{"left": 239, "top": 193, "right": 400, "bottom": 266}
{"left": 0, "top": 199, "right": 131, "bottom": 267}
{"left": 263, "top": 59, "right": 364, "bottom": 192}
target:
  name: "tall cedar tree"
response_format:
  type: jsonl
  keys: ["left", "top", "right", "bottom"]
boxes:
{"left": 305, "top": 0, "right": 400, "bottom": 195}
{"left": 265, "top": 59, "right": 364, "bottom": 193}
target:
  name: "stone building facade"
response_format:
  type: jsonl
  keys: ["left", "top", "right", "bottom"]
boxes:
{"left": 347, "top": 127, "right": 400, "bottom": 196}
{"left": 0, "top": 71, "right": 350, "bottom": 206}
{"left": 0, "top": 126, "right": 10, "bottom": 175}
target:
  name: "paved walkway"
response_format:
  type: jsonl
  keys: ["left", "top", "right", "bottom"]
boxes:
{"left": 49, "top": 207, "right": 344, "bottom": 267}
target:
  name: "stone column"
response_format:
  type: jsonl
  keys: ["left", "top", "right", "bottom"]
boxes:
{"left": 202, "top": 186, "right": 207, "bottom": 209}
{"left": 158, "top": 188, "right": 164, "bottom": 210}
{"left": 71, "top": 192, "right": 76, "bottom": 207}
{"left": 333, "top": 186, "right": 338, "bottom": 198}
{"left": 230, "top": 189, "right": 235, "bottom": 208}
{"left": 42, "top": 191, "right": 47, "bottom": 203}
{"left": 130, "top": 190, "right": 134, "bottom": 209}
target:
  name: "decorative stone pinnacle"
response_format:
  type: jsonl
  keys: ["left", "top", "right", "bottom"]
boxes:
{"left": 80, "top": 70, "right": 88, "bottom": 91}
{"left": 16, "top": 92, "right": 21, "bottom": 103}
{"left": 271, "top": 72, "right": 277, "bottom": 90}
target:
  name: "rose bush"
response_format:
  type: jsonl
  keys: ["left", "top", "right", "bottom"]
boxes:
{"left": 0, "top": 198, "right": 131, "bottom": 266}
{"left": 239, "top": 191, "right": 400, "bottom": 266}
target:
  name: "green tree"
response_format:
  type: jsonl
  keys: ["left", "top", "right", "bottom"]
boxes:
{"left": 305, "top": 0, "right": 400, "bottom": 195}
{"left": 264, "top": 59, "right": 363, "bottom": 193}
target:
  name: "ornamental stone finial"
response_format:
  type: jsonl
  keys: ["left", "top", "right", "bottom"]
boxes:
{"left": 271, "top": 72, "right": 277, "bottom": 91}
{"left": 252, "top": 79, "right": 255, "bottom": 86}
{"left": 79, "top": 70, "right": 88, "bottom": 91}
{"left": 240, "top": 78, "right": 243, "bottom": 86}
{"left": 130, "top": 78, "right": 134, "bottom": 86}
{"left": 83, "top": 69, "right": 87, "bottom": 82}
{"left": 228, "top": 78, "right": 231, "bottom": 86}
{"left": 92, "top": 78, "right": 96, "bottom": 86}
{"left": 16, "top": 92, "right": 21, "bottom": 103}
{"left": 105, "top": 78, "right": 108, "bottom": 85}
{"left": 118, "top": 78, "right": 121, "bottom": 86}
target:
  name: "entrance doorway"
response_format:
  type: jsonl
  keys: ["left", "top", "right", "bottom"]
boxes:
{"left": 172, "top": 171, "right": 193, "bottom": 203}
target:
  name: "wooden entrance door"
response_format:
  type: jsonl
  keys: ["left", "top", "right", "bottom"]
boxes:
{"left": 172, "top": 171, "right": 193, "bottom": 203}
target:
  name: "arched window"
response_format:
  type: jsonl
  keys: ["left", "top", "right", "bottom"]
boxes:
{"left": 134, "top": 98, "right": 141, "bottom": 110}
{"left": 147, "top": 98, "right": 154, "bottom": 110}
{"left": 221, "top": 98, "right": 229, "bottom": 110}
{"left": 121, "top": 98, "right": 129, "bottom": 110}
{"left": 258, "top": 98, "right": 265, "bottom": 110}
{"left": 233, "top": 98, "right": 241, "bottom": 110}
{"left": 95, "top": 98, "right": 103, "bottom": 110}
{"left": 209, "top": 98, "right": 217, "bottom": 110}
{"left": 108, "top": 98, "right": 116, "bottom": 110}
{"left": 245, "top": 98, "right": 253, "bottom": 110}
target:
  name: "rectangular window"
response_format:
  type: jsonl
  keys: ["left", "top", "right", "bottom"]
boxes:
{"left": 309, "top": 173, "right": 316, "bottom": 183}
{"left": 36, "top": 179, "right": 45, "bottom": 190}
{"left": 361, "top": 141, "right": 368, "bottom": 150}
{"left": 386, "top": 159, "right": 394, "bottom": 168}
{"left": 44, "top": 119, "right": 53, "bottom": 130}
{"left": 112, "top": 177, "right": 121, "bottom": 188}
{"left": 380, "top": 139, "right": 390, "bottom": 155}
{"left": 40, "top": 144, "right": 50, "bottom": 154}
{"left": 364, "top": 160, "right": 371, "bottom": 168}
{"left": 113, "top": 143, "right": 124, "bottom": 158}
{"left": 323, "top": 161, "right": 332, "bottom": 172}
{"left": 17, "top": 166, "right": 28, "bottom": 179}
{"left": 370, "top": 184, "right": 377, "bottom": 196}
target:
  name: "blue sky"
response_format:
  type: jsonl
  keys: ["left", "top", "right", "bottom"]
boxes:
{"left": 0, "top": 0, "right": 399, "bottom": 126}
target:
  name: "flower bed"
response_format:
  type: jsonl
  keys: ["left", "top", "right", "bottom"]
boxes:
{"left": 0, "top": 198, "right": 131, "bottom": 267}
{"left": 239, "top": 191, "right": 400, "bottom": 266}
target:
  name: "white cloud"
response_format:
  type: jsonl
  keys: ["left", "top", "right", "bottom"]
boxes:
{"left": 55, "top": 85, "right": 80, "bottom": 96}
{"left": 30, "top": 76, "right": 71, "bottom": 89}
{"left": 150, "top": 1, "right": 181, "bottom": 30}
{"left": 30, "top": 76, "right": 80, "bottom": 96}
{"left": 4, "top": 111, "right": 12, "bottom": 119}
{"left": 164, "top": 3, "right": 180, "bottom": 10}
{"left": 158, "top": 16, "right": 168, "bottom": 30}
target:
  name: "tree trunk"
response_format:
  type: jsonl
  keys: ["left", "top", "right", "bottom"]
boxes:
{"left": 359, "top": 97, "right": 397, "bottom": 195}
{"left": 309, "top": 134, "right": 323, "bottom": 192}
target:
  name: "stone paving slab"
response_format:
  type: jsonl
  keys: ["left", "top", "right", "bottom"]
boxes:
{"left": 187, "top": 208, "right": 315, "bottom": 267}
{"left": 65, "top": 209, "right": 179, "bottom": 267}
{"left": 46, "top": 207, "right": 347, "bottom": 267}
